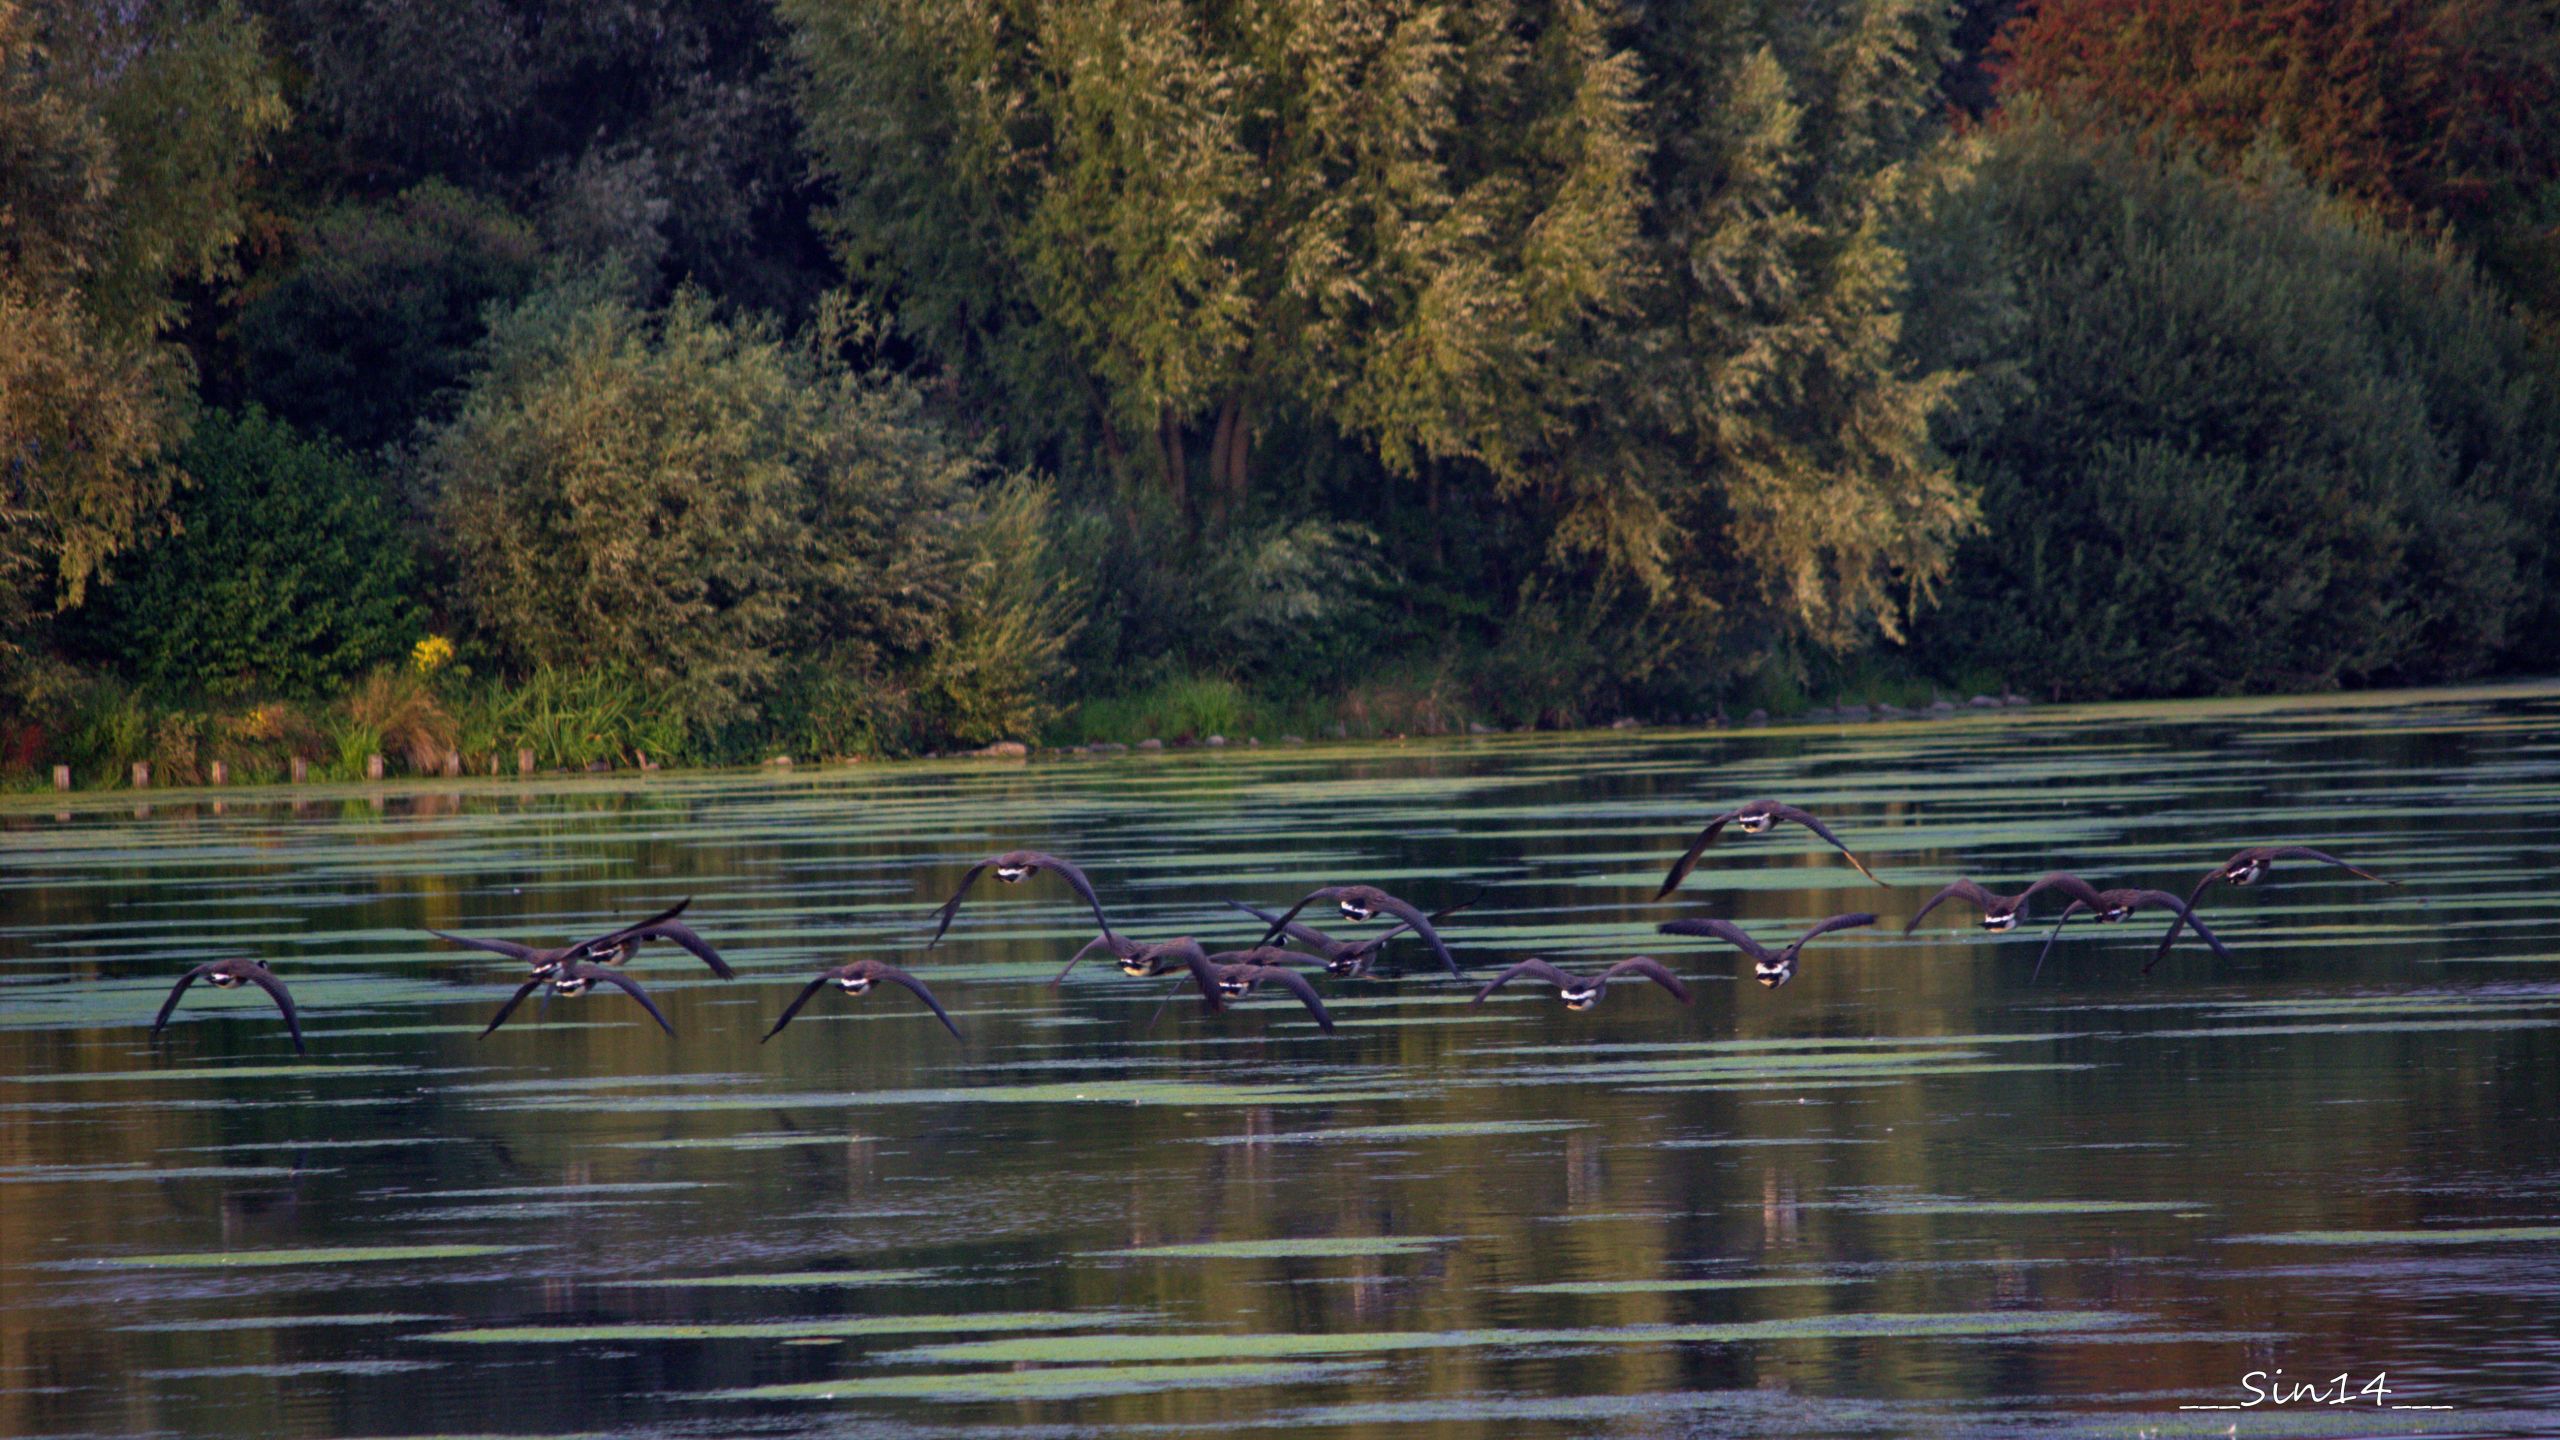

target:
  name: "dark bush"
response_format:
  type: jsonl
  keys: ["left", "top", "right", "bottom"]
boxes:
{"left": 229, "top": 181, "right": 544, "bottom": 450}
{"left": 1904, "top": 109, "right": 2560, "bottom": 697}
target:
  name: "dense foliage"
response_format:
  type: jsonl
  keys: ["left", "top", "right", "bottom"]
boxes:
{"left": 1, "top": 0, "right": 283, "bottom": 686}
{"left": 7, "top": 0, "right": 2560, "bottom": 784}
{"left": 1905, "top": 109, "right": 2560, "bottom": 697}
{"left": 246, "top": 0, "right": 829, "bottom": 312}
{"left": 87, "top": 407, "right": 421, "bottom": 695}
{"left": 419, "top": 282, "right": 1071, "bottom": 737}
{"left": 788, "top": 0, "right": 1978, "bottom": 715}
{"left": 226, "top": 181, "right": 544, "bottom": 449}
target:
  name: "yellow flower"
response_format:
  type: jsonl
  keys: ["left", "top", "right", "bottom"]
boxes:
{"left": 412, "top": 635, "right": 456, "bottom": 675}
{"left": 228, "top": 705, "right": 286, "bottom": 742}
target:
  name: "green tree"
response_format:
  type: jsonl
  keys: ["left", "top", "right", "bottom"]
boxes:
{"left": 88, "top": 407, "right": 421, "bottom": 696}
{"left": 1903, "top": 107, "right": 2560, "bottom": 697}
{"left": 419, "top": 282, "right": 1072, "bottom": 736}
{"left": 785, "top": 0, "right": 1648, "bottom": 514}
{"left": 789, "top": 0, "right": 1974, "bottom": 712}
{"left": 1, "top": 0, "right": 285, "bottom": 685}
{"left": 1610, "top": 0, "right": 1976, "bottom": 661}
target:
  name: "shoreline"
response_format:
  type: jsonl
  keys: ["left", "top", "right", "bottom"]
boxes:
{"left": 9, "top": 676, "right": 2554, "bottom": 816}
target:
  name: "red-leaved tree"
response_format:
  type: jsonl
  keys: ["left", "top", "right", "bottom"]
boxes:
{"left": 1995, "top": 0, "right": 2560, "bottom": 313}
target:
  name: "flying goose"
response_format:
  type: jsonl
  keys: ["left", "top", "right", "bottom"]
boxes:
{"left": 1657, "top": 800, "right": 1884, "bottom": 899}
{"left": 1469, "top": 956, "right": 1692, "bottom": 1009}
{"left": 1902, "top": 874, "right": 2097, "bottom": 934}
{"left": 427, "top": 899, "right": 732, "bottom": 979}
{"left": 1222, "top": 894, "right": 1477, "bottom": 976}
{"left": 1247, "top": 885, "right": 1463, "bottom": 977}
{"left": 762, "top": 961, "right": 962, "bottom": 1042}
{"left": 1168, "top": 947, "right": 1335, "bottom": 1032}
{"left": 151, "top": 959, "right": 305, "bottom": 1055}
{"left": 1658, "top": 913, "right": 1878, "bottom": 988}
{"left": 480, "top": 961, "right": 674, "bottom": 1038}
{"left": 926, "top": 850, "right": 1115, "bottom": 948}
{"left": 2148, "top": 846, "right": 2399, "bottom": 972}
{"left": 2033, "top": 890, "right": 2230, "bottom": 981}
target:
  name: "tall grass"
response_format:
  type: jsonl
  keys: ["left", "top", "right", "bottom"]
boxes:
{"left": 455, "top": 665, "right": 690, "bottom": 770}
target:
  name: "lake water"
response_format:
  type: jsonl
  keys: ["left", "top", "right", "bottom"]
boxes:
{"left": 5, "top": 684, "right": 2559, "bottom": 1438}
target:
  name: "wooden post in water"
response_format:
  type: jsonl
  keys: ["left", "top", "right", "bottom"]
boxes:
{"left": 52, "top": 765, "right": 70, "bottom": 791}
{"left": 365, "top": 753, "right": 385, "bottom": 780}
{"left": 288, "top": 756, "right": 309, "bottom": 784}
{"left": 442, "top": 750, "right": 461, "bottom": 777}
{"left": 210, "top": 760, "right": 228, "bottom": 786}
{"left": 130, "top": 761, "right": 150, "bottom": 788}
{"left": 518, "top": 748, "right": 536, "bottom": 776}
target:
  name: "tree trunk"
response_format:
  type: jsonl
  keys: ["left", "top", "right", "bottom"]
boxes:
{"left": 1208, "top": 397, "right": 1236, "bottom": 503}
{"left": 1080, "top": 374, "right": 1129, "bottom": 498}
{"left": 1157, "top": 404, "right": 1189, "bottom": 519}
{"left": 1218, "top": 395, "right": 1250, "bottom": 509}
{"left": 1424, "top": 459, "right": 1445, "bottom": 567}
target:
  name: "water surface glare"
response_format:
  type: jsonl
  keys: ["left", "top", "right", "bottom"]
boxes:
{"left": 5, "top": 684, "right": 2560, "bottom": 1437}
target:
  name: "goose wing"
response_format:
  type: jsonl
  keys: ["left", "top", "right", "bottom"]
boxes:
{"left": 1469, "top": 959, "right": 1575, "bottom": 1003}
{"left": 625, "top": 920, "right": 734, "bottom": 978}
{"left": 238, "top": 965, "right": 307, "bottom": 1056}
{"left": 1249, "top": 889, "right": 1342, "bottom": 950}
{"left": 149, "top": 964, "right": 218, "bottom": 1037}
{"left": 425, "top": 930, "right": 539, "bottom": 961}
{"left": 1023, "top": 852, "right": 1117, "bottom": 941}
{"left": 2140, "top": 893, "right": 2234, "bottom": 973}
{"left": 1654, "top": 808, "right": 1744, "bottom": 900}
{"left": 2028, "top": 901, "right": 2089, "bottom": 984}
{"left": 478, "top": 977, "right": 547, "bottom": 1038}
{"left": 2018, "top": 872, "right": 2106, "bottom": 911}
{"left": 1767, "top": 805, "right": 1885, "bottom": 886}
{"left": 924, "top": 861, "right": 995, "bottom": 948}
{"left": 1904, "top": 879, "right": 1995, "bottom": 934}
{"left": 1248, "top": 967, "right": 1334, "bottom": 1032}
{"left": 1796, "top": 912, "right": 1879, "bottom": 949}
{"left": 1047, "top": 931, "right": 1129, "bottom": 987}
{"left": 1367, "top": 892, "right": 1462, "bottom": 977}
{"left": 581, "top": 898, "right": 692, "bottom": 953}
{"left": 869, "top": 963, "right": 963, "bottom": 1041}
{"left": 1224, "top": 898, "right": 1332, "bottom": 950}
{"left": 2269, "top": 846, "right": 2399, "bottom": 886}
{"left": 1656, "top": 916, "right": 1772, "bottom": 961}
{"left": 583, "top": 966, "right": 676, "bottom": 1036}
{"left": 1601, "top": 956, "right": 1693, "bottom": 1004}
{"left": 761, "top": 971, "right": 837, "bottom": 1043}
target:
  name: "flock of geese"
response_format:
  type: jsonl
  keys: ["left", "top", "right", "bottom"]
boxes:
{"left": 146, "top": 800, "right": 2399, "bottom": 1056}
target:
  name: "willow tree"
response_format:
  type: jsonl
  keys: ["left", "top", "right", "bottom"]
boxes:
{"left": 784, "top": 0, "right": 1648, "bottom": 515}
{"left": 1607, "top": 0, "right": 1976, "bottom": 657}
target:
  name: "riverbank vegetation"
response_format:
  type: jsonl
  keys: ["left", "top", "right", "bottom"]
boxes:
{"left": 6, "top": 0, "right": 2557, "bottom": 783}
